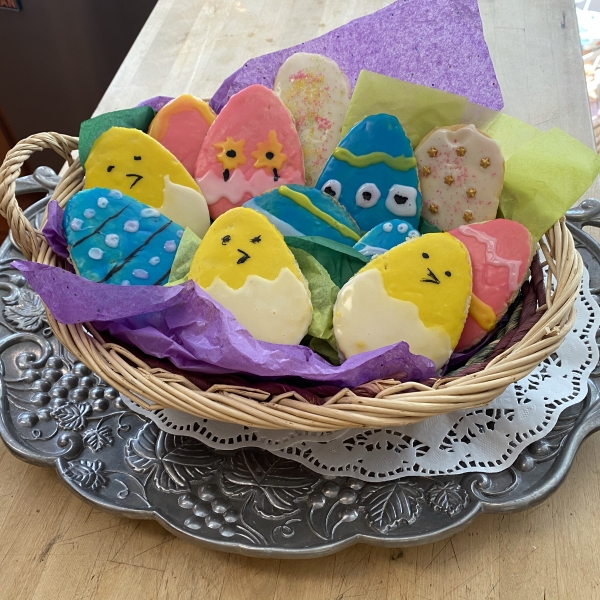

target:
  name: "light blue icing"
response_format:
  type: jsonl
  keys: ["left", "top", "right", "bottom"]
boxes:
{"left": 243, "top": 184, "right": 361, "bottom": 247}
{"left": 315, "top": 114, "right": 422, "bottom": 232}
{"left": 353, "top": 219, "right": 420, "bottom": 259}
{"left": 64, "top": 187, "right": 183, "bottom": 285}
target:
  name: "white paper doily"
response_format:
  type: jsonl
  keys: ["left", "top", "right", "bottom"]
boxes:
{"left": 123, "top": 267, "right": 599, "bottom": 482}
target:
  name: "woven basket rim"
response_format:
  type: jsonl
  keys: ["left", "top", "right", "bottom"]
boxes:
{"left": 0, "top": 132, "right": 583, "bottom": 431}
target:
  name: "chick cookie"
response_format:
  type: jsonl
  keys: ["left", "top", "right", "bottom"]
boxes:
{"left": 415, "top": 124, "right": 504, "bottom": 231}
{"left": 188, "top": 207, "right": 313, "bottom": 345}
{"left": 333, "top": 233, "right": 472, "bottom": 369}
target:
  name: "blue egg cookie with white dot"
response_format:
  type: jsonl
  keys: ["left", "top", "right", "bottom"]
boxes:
{"left": 64, "top": 187, "right": 184, "bottom": 285}
{"left": 315, "top": 114, "right": 422, "bottom": 233}
{"left": 353, "top": 219, "right": 420, "bottom": 259}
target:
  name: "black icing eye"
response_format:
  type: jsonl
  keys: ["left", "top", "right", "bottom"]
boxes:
{"left": 394, "top": 194, "right": 408, "bottom": 204}
{"left": 250, "top": 235, "right": 261, "bottom": 244}
{"left": 226, "top": 149, "right": 236, "bottom": 158}
{"left": 221, "top": 235, "right": 231, "bottom": 245}
{"left": 107, "top": 165, "right": 115, "bottom": 172}
{"left": 422, "top": 253, "right": 429, "bottom": 259}
{"left": 133, "top": 156, "right": 141, "bottom": 161}
{"left": 445, "top": 271, "right": 451, "bottom": 277}
{"left": 385, "top": 184, "right": 418, "bottom": 217}
{"left": 265, "top": 152, "right": 274, "bottom": 160}
{"left": 321, "top": 179, "right": 342, "bottom": 199}
{"left": 355, "top": 183, "right": 381, "bottom": 208}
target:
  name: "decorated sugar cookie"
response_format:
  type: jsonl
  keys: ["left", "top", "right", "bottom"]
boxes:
{"left": 64, "top": 187, "right": 183, "bottom": 285}
{"left": 188, "top": 207, "right": 312, "bottom": 345}
{"left": 84, "top": 127, "right": 210, "bottom": 238}
{"left": 353, "top": 219, "right": 420, "bottom": 259}
{"left": 194, "top": 85, "right": 305, "bottom": 219}
{"left": 274, "top": 53, "right": 351, "bottom": 187}
{"left": 147, "top": 94, "right": 215, "bottom": 175}
{"left": 334, "top": 233, "right": 472, "bottom": 369}
{"left": 315, "top": 114, "right": 422, "bottom": 233}
{"left": 415, "top": 124, "right": 504, "bottom": 231}
{"left": 244, "top": 184, "right": 361, "bottom": 246}
{"left": 450, "top": 219, "right": 534, "bottom": 351}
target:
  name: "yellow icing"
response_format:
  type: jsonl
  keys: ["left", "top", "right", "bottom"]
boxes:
{"left": 332, "top": 147, "right": 417, "bottom": 171}
{"left": 468, "top": 293, "right": 497, "bottom": 332}
{"left": 84, "top": 127, "right": 200, "bottom": 208}
{"left": 252, "top": 130, "right": 288, "bottom": 171}
{"left": 147, "top": 94, "right": 215, "bottom": 142}
{"left": 205, "top": 268, "right": 313, "bottom": 345}
{"left": 188, "top": 207, "right": 304, "bottom": 290}
{"left": 278, "top": 185, "right": 360, "bottom": 242}
{"left": 214, "top": 137, "right": 247, "bottom": 171}
{"left": 361, "top": 233, "right": 472, "bottom": 347}
{"left": 333, "top": 269, "right": 453, "bottom": 368}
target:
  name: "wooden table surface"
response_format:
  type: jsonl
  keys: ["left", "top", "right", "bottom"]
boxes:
{"left": 3, "top": 1, "right": 600, "bottom": 599}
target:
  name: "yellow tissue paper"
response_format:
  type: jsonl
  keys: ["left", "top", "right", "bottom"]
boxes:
{"left": 343, "top": 70, "right": 600, "bottom": 240}
{"left": 167, "top": 228, "right": 202, "bottom": 286}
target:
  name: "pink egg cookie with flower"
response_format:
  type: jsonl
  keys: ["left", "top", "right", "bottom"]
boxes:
{"left": 415, "top": 124, "right": 504, "bottom": 231}
{"left": 194, "top": 84, "right": 305, "bottom": 219}
{"left": 450, "top": 219, "right": 535, "bottom": 351}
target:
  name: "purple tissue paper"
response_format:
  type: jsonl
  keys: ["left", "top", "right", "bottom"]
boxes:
{"left": 13, "top": 261, "right": 436, "bottom": 387}
{"left": 42, "top": 201, "right": 69, "bottom": 259}
{"left": 210, "top": 0, "right": 503, "bottom": 113}
{"left": 136, "top": 96, "right": 174, "bottom": 112}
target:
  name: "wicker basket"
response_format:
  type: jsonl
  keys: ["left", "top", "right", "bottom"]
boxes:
{"left": 0, "top": 132, "right": 583, "bottom": 431}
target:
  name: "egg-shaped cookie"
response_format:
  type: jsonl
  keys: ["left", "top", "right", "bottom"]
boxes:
{"left": 244, "top": 184, "right": 361, "bottom": 246}
{"left": 316, "top": 114, "right": 422, "bottom": 233}
{"left": 194, "top": 84, "right": 305, "bottom": 219}
{"left": 415, "top": 124, "right": 504, "bottom": 231}
{"left": 64, "top": 187, "right": 184, "bottom": 285}
{"left": 450, "top": 219, "right": 535, "bottom": 351}
{"left": 188, "top": 207, "right": 313, "bottom": 345}
{"left": 274, "top": 53, "right": 351, "bottom": 187}
{"left": 334, "top": 233, "right": 472, "bottom": 369}
{"left": 353, "top": 219, "right": 420, "bottom": 259}
{"left": 84, "top": 127, "right": 210, "bottom": 238}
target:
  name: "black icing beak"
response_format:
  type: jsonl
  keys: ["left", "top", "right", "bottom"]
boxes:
{"left": 421, "top": 268, "right": 440, "bottom": 284}
{"left": 237, "top": 249, "right": 250, "bottom": 264}
{"left": 126, "top": 173, "right": 143, "bottom": 188}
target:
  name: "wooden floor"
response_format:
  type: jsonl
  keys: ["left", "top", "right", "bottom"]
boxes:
{"left": 2, "top": 0, "right": 600, "bottom": 598}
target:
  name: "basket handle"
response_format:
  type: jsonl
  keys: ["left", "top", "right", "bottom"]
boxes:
{"left": 0, "top": 132, "right": 79, "bottom": 260}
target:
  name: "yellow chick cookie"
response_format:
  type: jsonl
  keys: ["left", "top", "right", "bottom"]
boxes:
{"left": 333, "top": 233, "right": 472, "bottom": 369}
{"left": 188, "top": 207, "right": 313, "bottom": 345}
{"left": 84, "top": 127, "right": 210, "bottom": 238}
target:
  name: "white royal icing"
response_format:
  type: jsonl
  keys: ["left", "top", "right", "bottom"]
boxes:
{"left": 88, "top": 247, "right": 103, "bottom": 260}
{"left": 124, "top": 220, "right": 139, "bottom": 233}
{"left": 83, "top": 208, "right": 96, "bottom": 219}
{"left": 140, "top": 208, "right": 160, "bottom": 218}
{"left": 70, "top": 218, "right": 83, "bottom": 231}
{"left": 164, "top": 240, "right": 177, "bottom": 253}
{"left": 149, "top": 256, "right": 161, "bottom": 266}
{"left": 397, "top": 222, "right": 409, "bottom": 234}
{"left": 132, "top": 269, "right": 149, "bottom": 280}
{"left": 108, "top": 189, "right": 123, "bottom": 199}
{"left": 104, "top": 234, "right": 119, "bottom": 248}
{"left": 176, "top": 229, "right": 184, "bottom": 239}
{"left": 382, "top": 222, "right": 393, "bottom": 233}
{"left": 97, "top": 197, "right": 108, "bottom": 208}
{"left": 121, "top": 280, "right": 131, "bottom": 286}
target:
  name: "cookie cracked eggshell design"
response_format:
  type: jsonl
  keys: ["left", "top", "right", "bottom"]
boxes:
{"left": 188, "top": 207, "right": 313, "bottom": 345}
{"left": 415, "top": 125, "right": 504, "bottom": 231}
{"left": 333, "top": 233, "right": 472, "bottom": 369}
{"left": 316, "top": 114, "right": 421, "bottom": 233}
{"left": 194, "top": 85, "right": 305, "bottom": 220}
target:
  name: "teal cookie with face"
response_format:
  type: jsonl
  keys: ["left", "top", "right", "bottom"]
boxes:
{"left": 353, "top": 219, "right": 420, "bottom": 259}
{"left": 315, "top": 114, "right": 422, "bottom": 232}
{"left": 243, "top": 184, "right": 361, "bottom": 246}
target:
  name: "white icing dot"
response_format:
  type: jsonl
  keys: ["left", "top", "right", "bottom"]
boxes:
{"left": 164, "top": 240, "right": 177, "bottom": 253}
{"left": 140, "top": 208, "right": 160, "bottom": 218}
{"left": 88, "top": 247, "right": 103, "bottom": 260}
{"left": 176, "top": 229, "right": 184, "bottom": 239}
{"left": 83, "top": 208, "right": 96, "bottom": 219}
{"left": 124, "top": 220, "right": 139, "bottom": 233}
{"left": 121, "top": 280, "right": 131, "bottom": 286}
{"left": 382, "top": 222, "right": 393, "bottom": 233}
{"left": 97, "top": 197, "right": 108, "bottom": 208}
{"left": 105, "top": 233, "right": 119, "bottom": 248}
{"left": 397, "top": 223, "right": 409, "bottom": 234}
{"left": 70, "top": 218, "right": 83, "bottom": 231}
{"left": 149, "top": 256, "right": 160, "bottom": 266}
{"left": 132, "top": 269, "right": 149, "bottom": 280}
{"left": 407, "top": 230, "right": 420, "bottom": 238}
{"left": 109, "top": 189, "right": 123, "bottom": 199}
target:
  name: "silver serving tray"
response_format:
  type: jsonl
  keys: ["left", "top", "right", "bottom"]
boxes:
{"left": 1, "top": 174, "right": 600, "bottom": 558}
